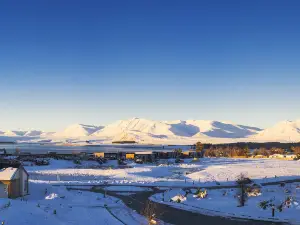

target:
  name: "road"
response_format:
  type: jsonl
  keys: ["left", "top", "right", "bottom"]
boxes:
{"left": 90, "top": 187, "right": 286, "bottom": 225}
{"left": 61, "top": 177, "right": 300, "bottom": 190}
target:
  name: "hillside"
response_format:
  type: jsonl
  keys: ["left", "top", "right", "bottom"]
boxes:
{"left": 1, "top": 118, "right": 300, "bottom": 144}
{"left": 53, "top": 124, "right": 104, "bottom": 137}
{"left": 251, "top": 120, "right": 300, "bottom": 142}
{"left": 91, "top": 118, "right": 261, "bottom": 143}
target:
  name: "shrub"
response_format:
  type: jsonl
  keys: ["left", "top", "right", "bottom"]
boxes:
{"left": 204, "top": 146, "right": 250, "bottom": 158}
{"left": 195, "top": 189, "right": 207, "bottom": 199}
{"left": 270, "top": 147, "right": 285, "bottom": 155}
{"left": 277, "top": 204, "right": 283, "bottom": 212}
{"left": 4, "top": 201, "right": 11, "bottom": 208}
{"left": 259, "top": 200, "right": 272, "bottom": 210}
{"left": 195, "top": 142, "right": 204, "bottom": 157}
{"left": 291, "top": 146, "right": 300, "bottom": 159}
{"left": 252, "top": 149, "right": 259, "bottom": 156}
{"left": 253, "top": 148, "right": 270, "bottom": 157}
{"left": 142, "top": 200, "right": 156, "bottom": 224}
{"left": 73, "top": 159, "right": 81, "bottom": 165}
{"left": 236, "top": 173, "right": 251, "bottom": 207}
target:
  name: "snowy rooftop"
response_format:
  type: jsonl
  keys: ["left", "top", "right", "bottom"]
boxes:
{"left": 0, "top": 167, "right": 18, "bottom": 180}
{"left": 134, "top": 151, "right": 154, "bottom": 155}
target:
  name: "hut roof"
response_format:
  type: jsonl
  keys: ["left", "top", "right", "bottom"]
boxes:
{"left": 0, "top": 167, "right": 18, "bottom": 180}
{"left": 135, "top": 151, "right": 153, "bottom": 155}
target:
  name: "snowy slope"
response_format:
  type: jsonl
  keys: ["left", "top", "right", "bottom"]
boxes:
{"left": 3, "top": 118, "right": 300, "bottom": 144}
{"left": 24, "top": 130, "right": 43, "bottom": 136}
{"left": 53, "top": 124, "right": 104, "bottom": 137}
{"left": 3, "top": 130, "right": 27, "bottom": 136}
{"left": 251, "top": 120, "right": 300, "bottom": 142}
{"left": 93, "top": 118, "right": 175, "bottom": 138}
{"left": 91, "top": 118, "right": 261, "bottom": 143}
{"left": 0, "top": 129, "right": 54, "bottom": 137}
{"left": 184, "top": 120, "right": 262, "bottom": 138}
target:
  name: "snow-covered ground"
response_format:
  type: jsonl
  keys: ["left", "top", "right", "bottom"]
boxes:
{"left": 0, "top": 182, "right": 155, "bottom": 225}
{"left": 102, "top": 186, "right": 152, "bottom": 192}
{"left": 150, "top": 184, "right": 300, "bottom": 224}
{"left": 1, "top": 157, "right": 300, "bottom": 224}
{"left": 27, "top": 158, "right": 300, "bottom": 187}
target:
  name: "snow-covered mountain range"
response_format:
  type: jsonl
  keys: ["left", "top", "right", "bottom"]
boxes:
{"left": 53, "top": 124, "right": 104, "bottom": 138}
{"left": 251, "top": 120, "right": 300, "bottom": 142}
{"left": 1, "top": 118, "right": 299, "bottom": 144}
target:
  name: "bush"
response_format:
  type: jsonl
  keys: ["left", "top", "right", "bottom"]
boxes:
{"left": 204, "top": 146, "right": 250, "bottom": 158}
{"left": 73, "top": 159, "right": 81, "bottom": 165}
{"left": 195, "top": 189, "right": 207, "bottom": 199}
{"left": 4, "top": 201, "right": 11, "bottom": 208}
{"left": 270, "top": 147, "right": 285, "bottom": 155}
{"left": 236, "top": 173, "right": 251, "bottom": 207}
{"left": 259, "top": 200, "right": 271, "bottom": 210}
{"left": 291, "top": 146, "right": 300, "bottom": 159}
{"left": 142, "top": 200, "right": 156, "bottom": 224}
{"left": 253, "top": 148, "right": 270, "bottom": 157}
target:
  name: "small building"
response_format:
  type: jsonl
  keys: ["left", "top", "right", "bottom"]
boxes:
{"left": 19, "top": 152, "right": 32, "bottom": 157}
{"left": 104, "top": 152, "right": 119, "bottom": 160}
{"left": 94, "top": 152, "right": 105, "bottom": 158}
{"left": 0, "top": 149, "right": 7, "bottom": 156}
{"left": 269, "top": 154, "right": 297, "bottom": 160}
{"left": 135, "top": 151, "right": 155, "bottom": 162}
{"left": 155, "top": 150, "right": 174, "bottom": 159}
{"left": 182, "top": 149, "right": 197, "bottom": 158}
{"left": 0, "top": 165, "right": 29, "bottom": 198}
{"left": 125, "top": 153, "right": 135, "bottom": 160}
{"left": 47, "top": 151, "right": 57, "bottom": 156}
{"left": 94, "top": 152, "right": 119, "bottom": 160}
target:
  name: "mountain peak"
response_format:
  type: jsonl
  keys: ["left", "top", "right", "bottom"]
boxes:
{"left": 3, "top": 118, "right": 299, "bottom": 144}
{"left": 53, "top": 123, "right": 104, "bottom": 137}
{"left": 251, "top": 119, "right": 300, "bottom": 142}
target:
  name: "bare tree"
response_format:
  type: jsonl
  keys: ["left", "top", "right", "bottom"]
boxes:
{"left": 195, "top": 142, "right": 204, "bottom": 158}
{"left": 270, "top": 147, "right": 285, "bottom": 155}
{"left": 236, "top": 173, "right": 251, "bottom": 207}
{"left": 173, "top": 148, "right": 182, "bottom": 158}
{"left": 142, "top": 200, "right": 157, "bottom": 225}
{"left": 291, "top": 146, "right": 300, "bottom": 158}
{"left": 257, "top": 147, "right": 270, "bottom": 157}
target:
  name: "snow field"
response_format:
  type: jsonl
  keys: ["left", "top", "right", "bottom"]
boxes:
{"left": 151, "top": 184, "right": 300, "bottom": 224}
{"left": 27, "top": 158, "right": 300, "bottom": 187}
{"left": 0, "top": 183, "right": 151, "bottom": 225}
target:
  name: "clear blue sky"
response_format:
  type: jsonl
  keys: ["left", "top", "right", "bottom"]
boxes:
{"left": 0, "top": 0, "right": 300, "bottom": 131}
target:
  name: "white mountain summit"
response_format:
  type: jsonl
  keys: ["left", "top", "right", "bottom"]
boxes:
{"left": 53, "top": 124, "right": 104, "bottom": 137}
{"left": 91, "top": 118, "right": 262, "bottom": 143}
{"left": 1, "top": 118, "right": 299, "bottom": 144}
{"left": 251, "top": 120, "right": 300, "bottom": 142}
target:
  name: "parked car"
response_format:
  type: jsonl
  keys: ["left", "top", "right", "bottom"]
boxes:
{"left": 35, "top": 159, "right": 50, "bottom": 166}
{"left": 118, "top": 159, "right": 127, "bottom": 165}
{"left": 175, "top": 158, "right": 184, "bottom": 163}
{"left": 135, "top": 158, "right": 143, "bottom": 164}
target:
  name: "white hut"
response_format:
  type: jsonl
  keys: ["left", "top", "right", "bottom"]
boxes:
{"left": 0, "top": 165, "right": 29, "bottom": 198}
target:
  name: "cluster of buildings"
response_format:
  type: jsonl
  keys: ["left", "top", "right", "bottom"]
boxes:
{"left": 0, "top": 146, "right": 199, "bottom": 199}
{"left": 93, "top": 149, "right": 199, "bottom": 162}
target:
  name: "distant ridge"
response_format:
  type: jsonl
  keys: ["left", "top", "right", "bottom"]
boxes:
{"left": 1, "top": 118, "right": 300, "bottom": 144}
{"left": 251, "top": 120, "right": 300, "bottom": 142}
